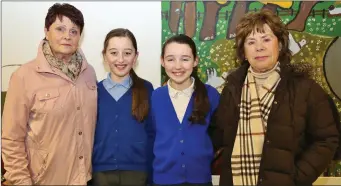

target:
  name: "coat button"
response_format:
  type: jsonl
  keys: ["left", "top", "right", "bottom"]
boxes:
{"left": 274, "top": 101, "right": 278, "bottom": 104}
{"left": 266, "top": 140, "right": 270, "bottom": 144}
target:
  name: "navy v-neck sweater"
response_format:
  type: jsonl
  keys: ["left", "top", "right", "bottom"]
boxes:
{"left": 92, "top": 80, "right": 154, "bottom": 174}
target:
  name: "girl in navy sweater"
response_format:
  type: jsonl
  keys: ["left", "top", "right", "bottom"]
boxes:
{"left": 151, "top": 34, "right": 220, "bottom": 186}
{"left": 92, "top": 28, "right": 154, "bottom": 186}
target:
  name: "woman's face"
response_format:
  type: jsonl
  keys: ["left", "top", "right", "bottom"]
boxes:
{"left": 44, "top": 16, "right": 81, "bottom": 61}
{"left": 244, "top": 24, "right": 280, "bottom": 73}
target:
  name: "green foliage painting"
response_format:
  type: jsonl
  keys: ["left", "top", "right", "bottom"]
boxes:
{"left": 161, "top": 0, "right": 341, "bottom": 118}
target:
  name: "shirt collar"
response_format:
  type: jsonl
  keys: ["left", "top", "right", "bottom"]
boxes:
{"left": 105, "top": 73, "right": 132, "bottom": 89}
{"left": 168, "top": 77, "right": 195, "bottom": 98}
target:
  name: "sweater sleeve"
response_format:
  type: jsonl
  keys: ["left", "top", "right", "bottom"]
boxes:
{"left": 294, "top": 80, "right": 340, "bottom": 184}
{"left": 145, "top": 82, "right": 155, "bottom": 184}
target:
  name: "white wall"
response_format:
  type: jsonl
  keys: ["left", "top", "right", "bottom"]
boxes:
{"left": 1, "top": 1, "right": 162, "bottom": 91}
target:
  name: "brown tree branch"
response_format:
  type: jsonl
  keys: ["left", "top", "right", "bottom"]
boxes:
{"left": 200, "top": 1, "right": 227, "bottom": 41}
{"left": 184, "top": 2, "right": 197, "bottom": 37}
{"left": 287, "top": 1, "right": 320, "bottom": 31}
{"left": 168, "top": 1, "right": 183, "bottom": 33}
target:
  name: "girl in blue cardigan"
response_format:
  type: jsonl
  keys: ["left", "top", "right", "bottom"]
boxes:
{"left": 92, "top": 28, "right": 154, "bottom": 186}
{"left": 151, "top": 34, "right": 220, "bottom": 186}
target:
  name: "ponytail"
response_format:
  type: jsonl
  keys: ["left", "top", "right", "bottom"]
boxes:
{"left": 101, "top": 28, "right": 148, "bottom": 121}
{"left": 188, "top": 67, "right": 210, "bottom": 125}
{"left": 130, "top": 69, "right": 149, "bottom": 122}
{"left": 162, "top": 68, "right": 170, "bottom": 86}
{"left": 160, "top": 34, "right": 210, "bottom": 124}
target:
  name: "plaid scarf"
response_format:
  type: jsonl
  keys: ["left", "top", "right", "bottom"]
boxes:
{"left": 42, "top": 40, "right": 82, "bottom": 81}
{"left": 231, "top": 63, "right": 281, "bottom": 186}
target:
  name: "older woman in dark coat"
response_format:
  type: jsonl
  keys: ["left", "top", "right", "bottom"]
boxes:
{"left": 211, "top": 10, "right": 339, "bottom": 186}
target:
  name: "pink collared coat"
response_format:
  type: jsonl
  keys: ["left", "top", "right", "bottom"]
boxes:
{"left": 2, "top": 41, "right": 97, "bottom": 185}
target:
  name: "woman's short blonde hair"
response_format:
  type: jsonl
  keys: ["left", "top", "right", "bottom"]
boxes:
{"left": 235, "top": 9, "right": 291, "bottom": 65}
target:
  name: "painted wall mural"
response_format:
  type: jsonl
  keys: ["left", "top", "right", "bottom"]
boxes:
{"left": 161, "top": 0, "right": 341, "bottom": 176}
{"left": 161, "top": 0, "right": 341, "bottom": 114}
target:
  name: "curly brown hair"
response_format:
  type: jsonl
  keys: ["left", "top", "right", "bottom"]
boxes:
{"left": 235, "top": 9, "right": 291, "bottom": 65}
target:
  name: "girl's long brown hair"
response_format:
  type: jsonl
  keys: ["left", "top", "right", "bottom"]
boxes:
{"left": 102, "top": 28, "right": 149, "bottom": 122}
{"left": 162, "top": 34, "right": 210, "bottom": 125}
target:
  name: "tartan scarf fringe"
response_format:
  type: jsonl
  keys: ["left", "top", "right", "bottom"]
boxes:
{"left": 231, "top": 63, "right": 281, "bottom": 186}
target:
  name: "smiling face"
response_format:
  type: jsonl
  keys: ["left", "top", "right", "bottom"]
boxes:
{"left": 103, "top": 36, "right": 138, "bottom": 83}
{"left": 244, "top": 24, "right": 280, "bottom": 73}
{"left": 44, "top": 16, "right": 81, "bottom": 61}
{"left": 161, "top": 42, "right": 198, "bottom": 90}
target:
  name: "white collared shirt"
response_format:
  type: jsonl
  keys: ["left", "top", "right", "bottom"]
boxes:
{"left": 167, "top": 77, "right": 195, "bottom": 123}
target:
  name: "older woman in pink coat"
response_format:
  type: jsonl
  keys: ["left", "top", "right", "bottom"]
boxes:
{"left": 2, "top": 3, "right": 97, "bottom": 185}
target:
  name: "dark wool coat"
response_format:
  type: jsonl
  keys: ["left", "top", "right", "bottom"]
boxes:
{"left": 210, "top": 63, "right": 340, "bottom": 186}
